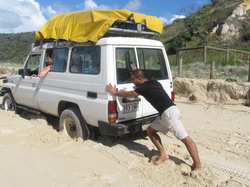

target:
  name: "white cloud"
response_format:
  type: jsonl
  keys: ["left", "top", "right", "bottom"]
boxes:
{"left": 83, "top": 0, "right": 113, "bottom": 10}
{"left": 84, "top": 0, "right": 98, "bottom": 9}
{"left": 124, "top": 0, "right": 141, "bottom": 12}
{"left": 82, "top": 0, "right": 141, "bottom": 11}
{"left": 44, "top": 6, "right": 57, "bottom": 17}
{"left": 160, "top": 14, "right": 186, "bottom": 25}
{"left": 170, "top": 15, "right": 186, "bottom": 22}
{"left": 0, "top": 0, "right": 46, "bottom": 33}
{"left": 41, "top": 2, "right": 72, "bottom": 19}
{"left": 159, "top": 17, "right": 168, "bottom": 26}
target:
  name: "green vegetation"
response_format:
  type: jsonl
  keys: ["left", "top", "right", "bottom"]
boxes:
{"left": 163, "top": 0, "right": 249, "bottom": 54}
{"left": 171, "top": 62, "right": 248, "bottom": 82}
{"left": 162, "top": 0, "right": 250, "bottom": 82}
{"left": 241, "top": 19, "right": 250, "bottom": 42}
{"left": 0, "top": 32, "right": 35, "bottom": 64}
{"left": 225, "top": 78, "right": 237, "bottom": 82}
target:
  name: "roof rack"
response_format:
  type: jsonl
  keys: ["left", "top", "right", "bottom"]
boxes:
{"left": 33, "top": 39, "right": 95, "bottom": 50}
{"left": 107, "top": 20, "right": 159, "bottom": 37}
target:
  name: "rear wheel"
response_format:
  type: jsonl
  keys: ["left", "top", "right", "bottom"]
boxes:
{"left": 59, "top": 107, "right": 90, "bottom": 140}
{"left": 2, "top": 93, "right": 16, "bottom": 111}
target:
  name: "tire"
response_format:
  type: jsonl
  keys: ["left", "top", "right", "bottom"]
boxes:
{"left": 59, "top": 107, "right": 90, "bottom": 140}
{"left": 2, "top": 93, "right": 16, "bottom": 112}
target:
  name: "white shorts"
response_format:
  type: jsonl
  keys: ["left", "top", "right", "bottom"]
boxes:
{"left": 150, "top": 106, "right": 188, "bottom": 140}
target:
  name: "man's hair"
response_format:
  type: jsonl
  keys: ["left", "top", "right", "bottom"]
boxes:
{"left": 47, "top": 50, "right": 53, "bottom": 58}
{"left": 131, "top": 69, "right": 145, "bottom": 79}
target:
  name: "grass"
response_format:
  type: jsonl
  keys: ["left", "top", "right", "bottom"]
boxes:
{"left": 168, "top": 47, "right": 250, "bottom": 82}
{"left": 171, "top": 62, "right": 249, "bottom": 82}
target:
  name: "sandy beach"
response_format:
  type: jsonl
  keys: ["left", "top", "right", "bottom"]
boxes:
{"left": 1, "top": 0, "right": 250, "bottom": 185}
{"left": 0, "top": 94, "right": 250, "bottom": 186}
{"left": 0, "top": 69, "right": 250, "bottom": 186}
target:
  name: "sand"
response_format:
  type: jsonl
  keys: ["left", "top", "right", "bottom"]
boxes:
{"left": 0, "top": 71, "right": 250, "bottom": 186}
{"left": 0, "top": 98, "right": 250, "bottom": 186}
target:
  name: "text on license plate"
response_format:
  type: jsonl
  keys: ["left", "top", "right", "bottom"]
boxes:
{"left": 122, "top": 104, "right": 139, "bottom": 113}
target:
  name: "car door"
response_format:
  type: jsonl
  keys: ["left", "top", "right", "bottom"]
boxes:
{"left": 115, "top": 46, "right": 172, "bottom": 122}
{"left": 137, "top": 47, "right": 172, "bottom": 117}
{"left": 13, "top": 53, "right": 42, "bottom": 109}
{"left": 115, "top": 47, "right": 143, "bottom": 122}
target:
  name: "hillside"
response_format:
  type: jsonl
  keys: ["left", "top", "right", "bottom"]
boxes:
{"left": 0, "top": 0, "right": 250, "bottom": 64}
{"left": 163, "top": 0, "right": 250, "bottom": 54}
{"left": 0, "top": 32, "right": 35, "bottom": 64}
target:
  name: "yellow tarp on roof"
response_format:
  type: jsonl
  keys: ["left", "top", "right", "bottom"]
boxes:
{"left": 35, "top": 9, "right": 163, "bottom": 43}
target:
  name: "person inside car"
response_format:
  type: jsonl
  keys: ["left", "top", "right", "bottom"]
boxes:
{"left": 71, "top": 54, "right": 83, "bottom": 73}
{"left": 31, "top": 53, "right": 53, "bottom": 78}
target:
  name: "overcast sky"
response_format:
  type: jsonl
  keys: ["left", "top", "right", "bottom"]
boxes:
{"left": 0, "top": 0, "right": 210, "bottom": 34}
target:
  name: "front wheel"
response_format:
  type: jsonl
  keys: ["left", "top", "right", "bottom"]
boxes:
{"left": 59, "top": 107, "right": 90, "bottom": 140}
{"left": 2, "top": 93, "right": 16, "bottom": 111}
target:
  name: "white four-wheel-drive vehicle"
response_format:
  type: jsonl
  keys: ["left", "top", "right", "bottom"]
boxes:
{"left": 0, "top": 10, "right": 174, "bottom": 140}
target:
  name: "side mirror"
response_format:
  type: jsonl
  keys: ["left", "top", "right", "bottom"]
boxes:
{"left": 18, "top": 69, "right": 25, "bottom": 78}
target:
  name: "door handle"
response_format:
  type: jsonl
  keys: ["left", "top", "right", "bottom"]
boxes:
{"left": 32, "top": 82, "right": 36, "bottom": 87}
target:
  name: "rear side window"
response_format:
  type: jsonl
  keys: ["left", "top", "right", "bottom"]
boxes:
{"left": 50, "top": 48, "right": 68, "bottom": 72}
{"left": 116, "top": 48, "right": 137, "bottom": 84}
{"left": 70, "top": 46, "right": 100, "bottom": 74}
{"left": 137, "top": 48, "right": 168, "bottom": 80}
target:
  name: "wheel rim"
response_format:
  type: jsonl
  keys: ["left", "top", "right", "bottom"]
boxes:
{"left": 63, "top": 116, "right": 77, "bottom": 139}
{"left": 4, "top": 98, "right": 13, "bottom": 111}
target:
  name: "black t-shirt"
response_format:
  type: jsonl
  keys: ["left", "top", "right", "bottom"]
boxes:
{"left": 135, "top": 80, "right": 175, "bottom": 116}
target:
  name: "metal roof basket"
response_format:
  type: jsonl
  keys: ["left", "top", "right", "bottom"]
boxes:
{"left": 105, "top": 20, "right": 159, "bottom": 38}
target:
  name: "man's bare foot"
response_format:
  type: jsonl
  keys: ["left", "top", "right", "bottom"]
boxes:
{"left": 153, "top": 155, "right": 169, "bottom": 165}
{"left": 191, "top": 163, "right": 202, "bottom": 170}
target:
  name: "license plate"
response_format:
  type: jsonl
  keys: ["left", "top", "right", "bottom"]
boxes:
{"left": 122, "top": 103, "right": 139, "bottom": 113}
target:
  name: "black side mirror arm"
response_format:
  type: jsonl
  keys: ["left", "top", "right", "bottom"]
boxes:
{"left": 18, "top": 69, "right": 25, "bottom": 78}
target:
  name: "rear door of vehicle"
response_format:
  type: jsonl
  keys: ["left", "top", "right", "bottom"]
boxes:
{"left": 115, "top": 47, "right": 142, "bottom": 122}
{"left": 137, "top": 47, "right": 172, "bottom": 117}
{"left": 115, "top": 46, "right": 172, "bottom": 122}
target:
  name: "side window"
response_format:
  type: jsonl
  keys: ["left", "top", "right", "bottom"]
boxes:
{"left": 24, "top": 54, "right": 41, "bottom": 76}
{"left": 137, "top": 48, "right": 168, "bottom": 80}
{"left": 70, "top": 46, "right": 100, "bottom": 74}
{"left": 47, "top": 48, "right": 68, "bottom": 72}
{"left": 116, "top": 48, "right": 136, "bottom": 84}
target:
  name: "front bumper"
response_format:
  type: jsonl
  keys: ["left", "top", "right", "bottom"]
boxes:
{"left": 98, "top": 114, "right": 159, "bottom": 136}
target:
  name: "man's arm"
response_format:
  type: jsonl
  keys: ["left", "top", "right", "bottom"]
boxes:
{"left": 106, "top": 84, "right": 139, "bottom": 97}
{"left": 38, "top": 65, "right": 51, "bottom": 78}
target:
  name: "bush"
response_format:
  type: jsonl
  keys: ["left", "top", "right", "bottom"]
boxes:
{"left": 184, "top": 15, "right": 201, "bottom": 35}
{"left": 241, "top": 19, "right": 250, "bottom": 42}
